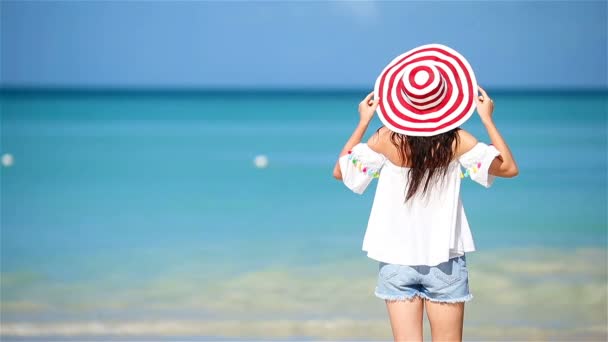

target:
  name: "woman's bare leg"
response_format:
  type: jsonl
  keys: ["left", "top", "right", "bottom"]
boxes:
{"left": 384, "top": 295, "right": 424, "bottom": 342}
{"left": 424, "top": 299, "right": 465, "bottom": 342}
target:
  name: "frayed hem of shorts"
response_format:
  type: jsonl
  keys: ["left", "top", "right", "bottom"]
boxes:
{"left": 419, "top": 293, "right": 474, "bottom": 304}
{"left": 375, "top": 291, "right": 474, "bottom": 304}
{"left": 374, "top": 291, "right": 419, "bottom": 302}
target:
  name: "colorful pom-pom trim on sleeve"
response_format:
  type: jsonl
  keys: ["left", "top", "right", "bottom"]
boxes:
{"left": 460, "top": 162, "right": 482, "bottom": 179}
{"left": 347, "top": 150, "right": 381, "bottom": 178}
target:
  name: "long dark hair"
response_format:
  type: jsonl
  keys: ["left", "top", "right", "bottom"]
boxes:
{"left": 381, "top": 127, "right": 461, "bottom": 202}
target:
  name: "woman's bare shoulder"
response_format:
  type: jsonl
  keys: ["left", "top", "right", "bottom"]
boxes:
{"left": 367, "top": 126, "right": 393, "bottom": 153}
{"left": 455, "top": 128, "right": 479, "bottom": 157}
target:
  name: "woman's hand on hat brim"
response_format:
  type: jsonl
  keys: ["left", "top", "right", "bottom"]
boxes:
{"left": 475, "top": 85, "right": 494, "bottom": 125}
{"left": 359, "top": 91, "right": 380, "bottom": 124}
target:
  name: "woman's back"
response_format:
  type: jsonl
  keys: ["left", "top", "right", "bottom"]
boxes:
{"left": 367, "top": 126, "right": 480, "bottom": 169}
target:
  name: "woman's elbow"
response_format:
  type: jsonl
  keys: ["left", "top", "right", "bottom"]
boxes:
{"left": 504, "top": 165, "right": 519, "bottom": 178}
{"left": 493, "top": 161, "right": 519, "bottom": 178}
{"left": 333, "top": 169, "right": 343, "bottom": 180}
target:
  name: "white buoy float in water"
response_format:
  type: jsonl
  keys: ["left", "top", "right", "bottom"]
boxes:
{"left": 1, "top": 153, "right": 14, "bottom": 167}
{"left": 253, "top": 154, "right": 268, "bottom": 169}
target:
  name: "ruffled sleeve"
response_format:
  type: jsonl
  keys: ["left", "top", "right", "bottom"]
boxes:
{"left": 338, "top": 143, "right": 386, "bottom": 194}
{"left": 457, "top": 142, "right": 501, "bottom": 188}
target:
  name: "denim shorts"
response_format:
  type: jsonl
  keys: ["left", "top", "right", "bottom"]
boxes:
{"left": 375, "top": 254, "right": 473, "bottom": 303}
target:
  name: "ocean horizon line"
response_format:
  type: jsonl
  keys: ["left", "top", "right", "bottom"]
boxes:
{"left": 1, "top": 85, "right": 607, "bottom": 97}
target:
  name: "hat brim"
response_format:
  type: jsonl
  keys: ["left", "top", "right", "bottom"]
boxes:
{"left": 374, "top": 44, "right": 478, "bottom": 137}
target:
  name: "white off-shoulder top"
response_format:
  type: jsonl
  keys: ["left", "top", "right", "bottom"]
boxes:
{"left": 339, "top": 141, "right": 501, "bottom": 267}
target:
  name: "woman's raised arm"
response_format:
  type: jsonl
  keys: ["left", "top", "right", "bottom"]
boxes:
{"left": 333, "top": 91, "right": 380, "bottom": 180}
{"left": 476, "top": 85, "right": 519, "bottom": 178}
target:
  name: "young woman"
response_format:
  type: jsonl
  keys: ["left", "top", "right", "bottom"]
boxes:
{"left": 332, "top": 45, "right": 518, "bottom": 342}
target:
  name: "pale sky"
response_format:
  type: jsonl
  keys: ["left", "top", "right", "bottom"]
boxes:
{"left": 1, "top": 1, "right": 606, "bottom": 89}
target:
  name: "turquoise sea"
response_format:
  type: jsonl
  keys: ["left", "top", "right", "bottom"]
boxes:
{"left": 1, "top": 90, "right": 606, "bottom": 341}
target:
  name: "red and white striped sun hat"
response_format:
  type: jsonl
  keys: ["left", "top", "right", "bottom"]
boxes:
{"left": 374, "top": 44, "right": 478, "bottom": 137}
